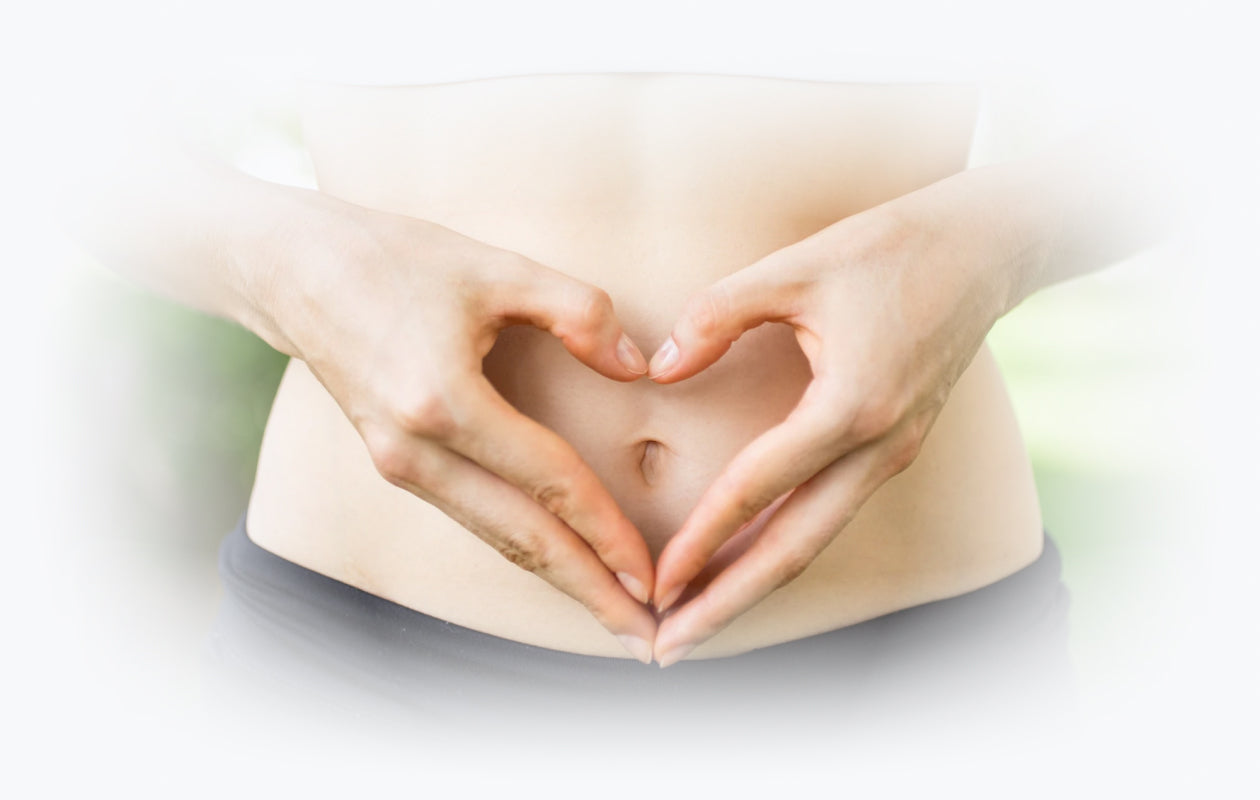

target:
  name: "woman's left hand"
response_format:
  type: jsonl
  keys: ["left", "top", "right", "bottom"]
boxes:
{"left": 646, "top": 166, "right": 1047, "bottom": 666}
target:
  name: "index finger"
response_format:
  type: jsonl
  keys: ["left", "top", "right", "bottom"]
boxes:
{"left": 653, "top": 383, "right": 857, "bottom": 611}
{"left": 378, "top": 435, "right": 658, "bottom": 661}
{"left": 653, "top": 441, "right": 887, "bottom": 666}
{"left": 444, "top": 377, "right": 655, "bottom": 604}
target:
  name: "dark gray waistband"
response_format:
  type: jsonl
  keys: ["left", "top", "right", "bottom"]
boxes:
{"left": 207, "top": 514, "right": 1072, "bottom": 729}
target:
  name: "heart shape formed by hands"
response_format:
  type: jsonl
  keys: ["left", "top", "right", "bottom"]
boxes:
{"left": 380, "top": 178, "right": 1015, "bottom": 667}
{"left": 478, "top": 291, "right": 811, "bottom": 665}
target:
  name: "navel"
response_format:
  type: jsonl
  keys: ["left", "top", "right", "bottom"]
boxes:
{"left": 638, "top": 439, "right": 667, "bottom": 486}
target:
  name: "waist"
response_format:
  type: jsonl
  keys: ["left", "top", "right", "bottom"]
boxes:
{"left": 246, "top": 74, "right": 1044, "bottom": 658}
{"left": 213, "top": 513, "right": 1070, "bottom": 727}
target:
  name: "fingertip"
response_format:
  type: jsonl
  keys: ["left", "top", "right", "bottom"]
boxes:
{"left": 651, "top": 615, "right": 695, "bottom": 668}
{"left": 616, "top": 571, "right": 650, "bottom": 606}
{"left": 615, "top": 333, "right": 648, "bottom": 377}
{"left": 654, "top": 583, "right": 684, "bottom": 615}
{"left": 616, "top": 634, "right": 654, "bottom": 665}
{"left": 647, "top": 336, "right": 680, "bottom": 380}
{"left": 650, "top": 540, "right": 691, "bottom": 610}
{"left": 655, "top": 642, "right": 695, "bottom": 669}
{"left": 647, "top": 335, "right": 731, "bottom": 384}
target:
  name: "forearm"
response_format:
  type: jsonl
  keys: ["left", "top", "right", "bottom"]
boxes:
{"left": 59, "top": 128, "right": 345, "bottom": 355}
{"left": 972, "top": 117, "right": 1181, "bottom": 311}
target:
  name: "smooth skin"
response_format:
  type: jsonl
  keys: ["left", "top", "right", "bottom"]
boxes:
{"left": 67, "top": 152, "right": 661, "bottom": 661}
{"left": 66, "top": 88, "right": 1171, "bottom": 666}
{"left": 646, "top": 127, "right": 1172, "bottom": 665}
{"left": 282, "top": 202, "right": 662, "bottom": 660}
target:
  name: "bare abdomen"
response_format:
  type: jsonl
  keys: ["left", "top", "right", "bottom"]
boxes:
{"left": 246, "top": 74, "right": 1044, "bottom": 659}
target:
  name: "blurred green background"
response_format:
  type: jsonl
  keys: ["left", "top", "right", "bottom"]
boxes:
{"left": 54, "top": 83, "right": 1202, "bottom": 696}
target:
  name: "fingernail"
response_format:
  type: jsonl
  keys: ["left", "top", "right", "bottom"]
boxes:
{"left": 617, "top": 634, "right": 654, "bottom": 665}
{"left": 655, "top": 584, "right": 684, "bottom": 614}
{"left": 616, "top": 571, "right": 649, "bottom": 605}
{"left": 657, "top": 642, "right": 696, "bottom": 669}
{"left": 615, "top": 334, "right": 648, "bottom": 375}
{"left": 648, "top": 337, "right": 679, "bottom": 379}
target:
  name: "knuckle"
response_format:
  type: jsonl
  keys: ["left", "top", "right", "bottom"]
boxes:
{"left": 531, "top": 478, "right": 575, "bottom": 520}
{"left": 685, "top": 286, "right": 730, "bottom": 338}
{"left": 848, "top": 399, "right": 901, "bottom": 443}
{"left": 365, "top": 431, "right": 415, "bottom": 487}
{"left": 390, "top": 389, "right": 457, "bottom": 440}
{"left": 550, "top": 286, "right": 614, "bottom": 348}
{"left": 733, "top": 493, "right": 769, "bottom": 527}
{"left": 888, "top": 431, "right": 925, "bottom": 475}
{"left": 728, "top": 482, "right": 780, "bottom": 528}
{"left": 496, "top": 532, "right": 551, "bottom": 575}
{"left": 775, "top": 544, "right": 817, "bottom": 590}
{"left": 571, "top": 286, "right": 614, "bottom": 331}
{"left": 803, "top": 385, "right": 854, "bottom": 444}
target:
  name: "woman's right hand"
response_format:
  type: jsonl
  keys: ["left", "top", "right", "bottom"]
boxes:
{"left": 242, "top": 194, "right": 657, "bottom": 662}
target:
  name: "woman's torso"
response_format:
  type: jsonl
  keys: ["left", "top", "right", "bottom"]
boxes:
{"left": 246, "top": 74, "right": 1044, "bottom": 659}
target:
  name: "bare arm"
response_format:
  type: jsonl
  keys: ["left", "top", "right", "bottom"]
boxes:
{"left": 58, "top": 82, "right": 660, "bottom": 662}
{"left": 647, "top": 107, "right": 1186, "bottom": 664}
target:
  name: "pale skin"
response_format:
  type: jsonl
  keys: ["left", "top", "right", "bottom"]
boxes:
{"left": 70, "top": 152, "right": 662, "bottom": 659}
{"left": 648, "top": 157, "right": 1062, "bottom": 664}
{"left": 65, "top": 89, "right": 1169, "bottom": 666}
{"left": 646, "top": 122, "right": 1171, "bottom": 664}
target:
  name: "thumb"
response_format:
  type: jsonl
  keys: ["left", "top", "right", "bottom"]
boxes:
{"left": 648, "top": 268, "right": 797, "bottom": 384}
{"left": 504, "top": 266, "right": 647, "bottom": 381}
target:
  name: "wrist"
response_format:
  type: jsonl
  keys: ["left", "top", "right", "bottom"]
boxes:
{"left": 950, "top": 158, "right": 1066, "bottom": 314}
{"left": 872, "top": 161, "right": 1060, "bottom": 323}
{"left": 958, "top": 123, "right": 1161, "bottom": 310}
{"left": 218, "top": 176, "right": 360, "bottom": 357}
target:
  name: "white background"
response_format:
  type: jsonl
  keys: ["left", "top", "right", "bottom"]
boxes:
{"left": 4, "top": 1, "right": 1257, "bottom": 794}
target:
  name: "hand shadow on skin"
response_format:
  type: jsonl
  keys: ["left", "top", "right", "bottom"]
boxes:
{"left": 655, "top": 493, "right": 792, "bottom": 621}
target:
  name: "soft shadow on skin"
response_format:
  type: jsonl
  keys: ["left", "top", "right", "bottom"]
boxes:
{"left": 657, "top": 493, "right": 791, "bottom": 614}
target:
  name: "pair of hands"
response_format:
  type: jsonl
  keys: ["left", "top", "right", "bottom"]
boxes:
{"left": 260, "top": 167, "right": 1031, "bottom": 666}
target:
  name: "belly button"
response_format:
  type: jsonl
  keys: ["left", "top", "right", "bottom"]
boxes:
{"left": 639, "top": 440, "right": 666, "bottom": 485}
